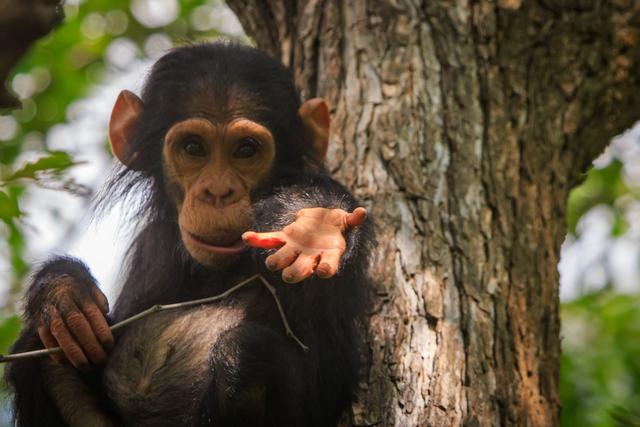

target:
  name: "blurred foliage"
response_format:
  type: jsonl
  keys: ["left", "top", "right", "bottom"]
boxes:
{"left": 567, "top": 160, "right": 633, "bottom": 236}
{"left": 0, "top": 314, "right": 21, "bottom": 401}
{"left": 0, "top": 316, "right": 20, "bottom": 356}
{"left": 561, "top": 292, "right": 640, "bottom": 426}
{"left": 561, "top": 127, "right": 640, "bottom": 425}
{"left": 0, "top": 152, "right": 79, "bottom": 292}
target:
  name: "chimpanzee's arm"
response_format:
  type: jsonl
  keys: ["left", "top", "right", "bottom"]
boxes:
{"left": 245, "top": 174, "right": 374, "bottom": 424}
{"left": 4, "top": 331, "right": 66, "bottom": 427}
{"left": 5, "top": 257, "right": 117, "bottom": 427}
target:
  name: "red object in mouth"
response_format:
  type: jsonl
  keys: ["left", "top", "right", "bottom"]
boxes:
{"left": 186, "top": 232, "right": 246, "bottom": 255}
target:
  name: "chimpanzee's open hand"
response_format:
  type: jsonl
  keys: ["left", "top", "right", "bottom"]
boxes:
{"left": 242, "top": 207, "right": 367, "bottom": 283}
{"left": 28, "top": 273, "right": 113, "bottom": 372}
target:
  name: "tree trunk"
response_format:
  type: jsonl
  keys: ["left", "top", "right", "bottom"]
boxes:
{"left": 225, "top": 1, "right": 640, "bottom": 425}
{"left": 0, "top": 0, "right": 62, "bottom": 109}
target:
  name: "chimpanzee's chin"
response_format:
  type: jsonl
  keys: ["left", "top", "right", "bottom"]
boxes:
{"left": 189, "top": 250, "right": 243, "bottom": 270}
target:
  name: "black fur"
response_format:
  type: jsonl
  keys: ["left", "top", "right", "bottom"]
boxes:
{"left": 5, "top": 42, "right": 374, "bottom": 427}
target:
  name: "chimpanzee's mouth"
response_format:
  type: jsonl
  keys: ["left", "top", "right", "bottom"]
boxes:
{"left": 186, "top": 232, "right": 246, "bottom": 255}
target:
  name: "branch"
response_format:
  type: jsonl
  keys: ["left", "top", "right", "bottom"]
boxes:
{"left": 0, "top": 0, "right": 64, "bottom": 109}
{"left": 0, "top": 274, "right": 308, "bottom": 363}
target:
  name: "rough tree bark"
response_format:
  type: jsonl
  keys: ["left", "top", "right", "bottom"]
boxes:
{"left": 0, "top": 0, "right": 62, "bottom": 109}
{"left": 226, "top": 1, "right": 640, "bottom": 426}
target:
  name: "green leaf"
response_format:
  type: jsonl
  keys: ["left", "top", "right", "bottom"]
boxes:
{"left": 6, "top": 151, "right": 76, "bottom": 181}
{"left": 0, "top": 315, "right": 21, "bottom": 355}
{"left": 0, "top": 190, "right": 20, "bottom": 222}
{"left": 561, "top": 292, "right": 640, "bottom": 426}
{"left": 567, "top": 160, "right": 630, "bottom": 235}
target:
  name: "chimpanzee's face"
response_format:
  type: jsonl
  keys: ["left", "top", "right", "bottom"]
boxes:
{"left": 162, "top": 115, "right": 276, "bottom": 268}
{"left": 108, "top": 50, "right": 329, "bottom": 269}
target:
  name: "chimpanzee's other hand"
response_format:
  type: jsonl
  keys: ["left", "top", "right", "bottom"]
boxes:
{"left": 242, "top": 207, "right": 367, "bottom": 283}
{"left": 27, "top": 272, "right": 113, "bottom": 372}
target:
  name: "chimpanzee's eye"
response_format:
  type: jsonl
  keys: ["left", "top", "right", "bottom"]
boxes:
{"left": 234, "top": 137, "right": 260, "bottom": 159}
{"left": 181, "top": 137, "right": 206, "bottom": 157}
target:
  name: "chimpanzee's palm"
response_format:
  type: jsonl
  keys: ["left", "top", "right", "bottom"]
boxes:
{"left": 242, "top": 207, "right": 367, "bottom": 283}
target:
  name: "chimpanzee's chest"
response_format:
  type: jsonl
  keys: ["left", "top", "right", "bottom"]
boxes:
{"left": 102, "top": 304, "right": 246, "bottom": 426}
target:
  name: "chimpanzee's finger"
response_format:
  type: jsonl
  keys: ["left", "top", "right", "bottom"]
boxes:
{"left": 90, "top": 286, "right": 110, "bottom": 314}
{"left": 83, "top": 303, "right": 114, "bottom": 351}
{"left": 57, "top": 298, "right": 106, "bottom": 365}
{"left": 316, "top": 249, "right": 343, "bottom": 279}
{"left": 265, "top": 244, "right": 301, "bottom": 271}
{"left": 242, "top": 231, "right": 286, "bottom": 249}
{"left": 48, "top": 307, "right": 90, "bottom": 372}
{"left": 344, "top": 207, "right": 367, "bottom": 231}
{"left": 38, "top": 325, "right": 65, "bottom": 365}
{"left": 62, "top": 304, "right": 108, "bottom": 365}
{"left": 282, "top": 253, "right": 320, "bottom": 283}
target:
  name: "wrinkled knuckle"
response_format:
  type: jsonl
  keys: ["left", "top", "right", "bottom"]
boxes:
{"left": 49, "top": 317, "right": 65, "bottom": 333}
{"left": 283, "top": 224, "right": 296, "bottom": 236}
{"left": 65, "top": 311, "right": 85, "bottom": 329}
{"left": 83, "top": 305, "right": 100, "bottom": 318}
{"left": 95, "top": 324, "right": 112, "bottom": 339}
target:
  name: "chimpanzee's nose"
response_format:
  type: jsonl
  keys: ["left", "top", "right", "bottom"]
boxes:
{"left": 201, "top": 184, "right": 235, "bottom": 207}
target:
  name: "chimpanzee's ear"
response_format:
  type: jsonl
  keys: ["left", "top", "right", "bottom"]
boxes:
{"left": 299, "top": 98, "right": 330, "bottom": 162}
{"left": 109, "top": 90, "right": 143, "bottom": 168}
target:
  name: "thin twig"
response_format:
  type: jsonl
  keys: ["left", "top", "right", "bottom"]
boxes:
{"left": 0, "top": 274, "right": 308, "bottom": 363}
{"left": 258, "top": 275, "right": 309, "bottom": 352}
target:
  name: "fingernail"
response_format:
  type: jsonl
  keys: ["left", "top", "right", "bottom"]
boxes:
{"left": 317, "top": 263, "right": 331, "bottom": 276}
{"left": 266, "top": 261, "right": 277, "bottom": 271}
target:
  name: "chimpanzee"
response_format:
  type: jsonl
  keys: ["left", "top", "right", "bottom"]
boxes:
{"left": 4, "top": 42, "right": 374, "bottom": 426}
